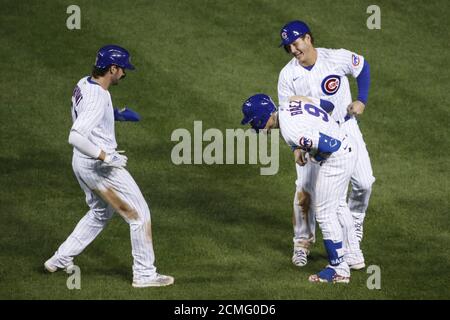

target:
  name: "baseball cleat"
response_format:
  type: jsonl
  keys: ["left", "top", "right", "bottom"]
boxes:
{"left": 44, "top": 260, "right": 58, "bottom": 273}
{"left": 292, "top": 247, "right": 309, "bottom": 267}
{"left": 349, "top": 261, "right": 366, "bottom": 270}
{"left": 308, "top": 267, "right": 350, "bottom": 284}
{"left": 44, "top": 259, "right": 74, "bottom": 273}
{"left": 132, "top": 273, "right": 175, "bottom": 288}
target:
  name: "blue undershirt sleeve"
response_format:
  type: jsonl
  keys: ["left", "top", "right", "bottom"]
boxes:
{"left": 356, "top": 60, "right": 370, "bottom": 105}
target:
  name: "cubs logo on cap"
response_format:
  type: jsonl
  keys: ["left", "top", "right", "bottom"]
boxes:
{"left": 321, "top": 75, "right": 341, "bottom": 95}
{"left": 279, "top": 20, "right": 310, "bottom": 47}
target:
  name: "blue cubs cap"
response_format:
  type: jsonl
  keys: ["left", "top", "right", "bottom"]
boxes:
{"left": 241, "top": 94, "right": 277, "bottom": 132}
{"left": 95, "top": 45, "right": 135, "bottom": 70}
{"left": 279, "top": 20, "right": 310, "bottom": 47}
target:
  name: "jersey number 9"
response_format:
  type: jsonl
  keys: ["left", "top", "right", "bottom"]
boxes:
{"left": 304, "top": 104, "right": 329, "bottom": 122}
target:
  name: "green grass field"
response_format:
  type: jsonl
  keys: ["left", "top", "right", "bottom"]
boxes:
{"left": 1, "top": 0, "right": 449, "bottom": 299}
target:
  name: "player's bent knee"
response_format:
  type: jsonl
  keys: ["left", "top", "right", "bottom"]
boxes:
{"left": 98, "top": 188, "right": 140, "bottom": 221}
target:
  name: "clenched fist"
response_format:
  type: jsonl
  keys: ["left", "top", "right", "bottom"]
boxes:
{"left": 347, "top": 100, "right": 365, "bottom": 116}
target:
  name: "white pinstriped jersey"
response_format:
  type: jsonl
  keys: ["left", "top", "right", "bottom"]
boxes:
{"left": 71, "top": 76, "right": 117, "bottom": 157}
{"left": 278, "top": 48, "right": 365, "bottom": 123}
{"left": 279, "top": 99, "right": 350, "bottom": 159}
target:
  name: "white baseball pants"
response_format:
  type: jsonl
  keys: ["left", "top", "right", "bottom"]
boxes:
{"left": 341, "top": 118, "right": 375, "bottom": 225}
{"left": 50, "top": 154, "right": 157, "bottom": 281}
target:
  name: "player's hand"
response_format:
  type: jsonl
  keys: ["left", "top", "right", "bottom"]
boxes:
{"left": 294, "top": 148, "right": 308, "bottom": 166}
{"left": 102, "top": 150, "right": 128, "bottom": 168}
{"left": 347, "top": 100, "right": 365, "bottom": 116}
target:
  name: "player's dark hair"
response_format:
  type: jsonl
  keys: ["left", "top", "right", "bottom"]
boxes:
{"left": 283, "top": 32, "right": 314, "bottom": 53}
{"left": 91, "top": 66, "right": 109, "bottom": 78}
{"left": 306, "top": 32, "right": 314, "bottom": 45}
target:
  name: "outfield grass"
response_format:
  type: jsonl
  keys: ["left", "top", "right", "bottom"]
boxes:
{"left": 0, "top": 0, "right": 449, "bottom": 299}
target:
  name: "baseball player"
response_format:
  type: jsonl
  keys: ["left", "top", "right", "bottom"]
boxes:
{"left": 44, "top": 45, "right": 174, "bottom": 288}
{"left": 241, "top": 93, "right": 359, "bottom": 283}
{"left": 278, "top": 21, "right": 375, "bottom": 266}
{"left": 287, "top": 96, "right": 364, "bottom": 271}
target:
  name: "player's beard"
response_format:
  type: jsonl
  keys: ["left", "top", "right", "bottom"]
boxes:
{"left": 111, "top": 73, "right": 126, "bottom": 86}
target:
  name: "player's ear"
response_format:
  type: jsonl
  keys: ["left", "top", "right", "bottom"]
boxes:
{"left": 303, "top": 34, "right": 310, "bottom": 44}
{"left": 304, "top": 33, "right": 314, "bottom": 45}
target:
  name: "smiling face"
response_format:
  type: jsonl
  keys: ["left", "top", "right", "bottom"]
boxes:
{"left": 287, "top": 34, "right": 316, "bottom": 66}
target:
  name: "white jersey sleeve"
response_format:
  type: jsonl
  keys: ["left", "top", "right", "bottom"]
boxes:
{"left": 334, "top": 48, "right": 365, "bottom": 78}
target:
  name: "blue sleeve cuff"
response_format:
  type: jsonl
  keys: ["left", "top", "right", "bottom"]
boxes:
{"left": 356, "top": 60, "right": 370, "bottom": 105}
{"left": 319, "top": 99, "right": 335, "bottom": 113}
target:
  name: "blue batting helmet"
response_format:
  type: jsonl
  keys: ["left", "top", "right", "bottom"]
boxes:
{"left": 279, "top": 20, "right": 310, "bottom": 47}
{"left": 95, "top": 45, "right": 135, "bottom": 70}
{"left": 241, "top": 94, "right": 277, "bottom": 132}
